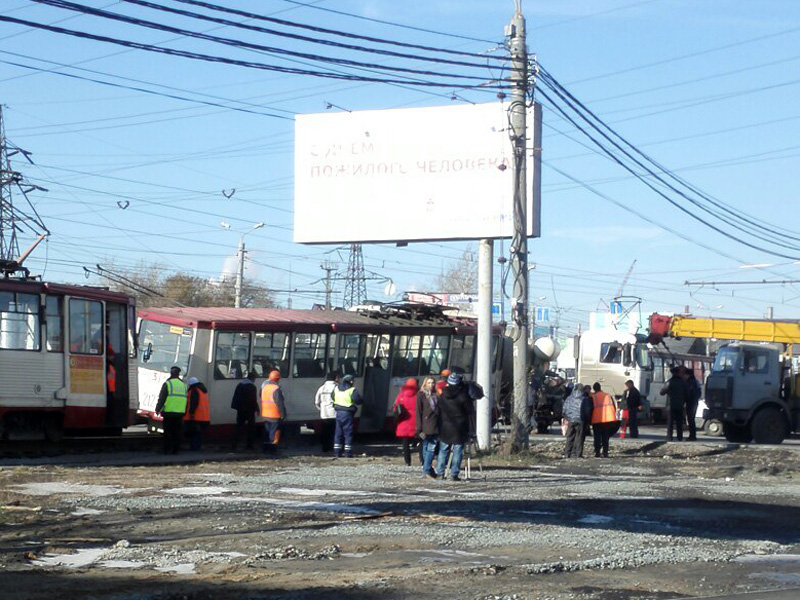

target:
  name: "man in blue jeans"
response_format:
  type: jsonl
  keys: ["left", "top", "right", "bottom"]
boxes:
{"left": 436, "top": 372, "right": 474, "bottom": 481}
{"left": 416, "top": 376, "right": 440, "bottom": 479}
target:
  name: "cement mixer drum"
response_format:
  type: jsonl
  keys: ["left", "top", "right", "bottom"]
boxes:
{"left": 533, "top": 337, "right": 561, "bottom": 362}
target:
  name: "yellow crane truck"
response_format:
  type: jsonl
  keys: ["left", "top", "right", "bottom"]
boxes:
{"left": 648, "top": 314, "right": 800, "bottom": 444}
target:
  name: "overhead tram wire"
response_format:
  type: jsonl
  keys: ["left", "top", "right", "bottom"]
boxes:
{"left": 0, "top": 58, "right": 295, "bottom": 123}
{"left": 536, "top": 74, "right": 800, "bottom": 258}
{"left": 24, "top": 1, "right": 510, "bottom": 85}
{"left": 0, "top": 49, "right": 299, "bottom": 118}
{"left": 0, "top": 14, "right": 506, "bottom": 90}
{"left": 537, "top": 67, "right": 800, "bottom": 243}
{"left": 275, "top": 0, "right": 498, "bottom": 45}
{"left": 121, "top": 0, "right": 507, "bottom": 69}
{"left": 540, "top": 88, "right": 800, "bottom": 259}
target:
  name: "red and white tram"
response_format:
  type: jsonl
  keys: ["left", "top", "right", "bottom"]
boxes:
{"left": 0, "top": 278, "right": 137, "bottom": 440}
{"left": 136, "top": 304, "right": 505, "bottom": 434}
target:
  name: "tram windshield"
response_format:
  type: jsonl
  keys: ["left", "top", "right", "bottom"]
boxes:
{"left": 138, "top": 319, "right": 192, "bottom": 374}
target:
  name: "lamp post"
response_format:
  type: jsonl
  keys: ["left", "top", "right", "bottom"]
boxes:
{"left": 221, "top": 221, "right": 264, "bottom": 308}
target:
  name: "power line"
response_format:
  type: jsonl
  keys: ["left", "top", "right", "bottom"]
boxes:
{"left": 0, "top": 14, "right": 504, "bottom": 89}
{"left": 25, "top": 1, "right": 508, "bottom": 84}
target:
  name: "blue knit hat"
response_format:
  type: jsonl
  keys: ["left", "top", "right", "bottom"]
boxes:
{"left": 446, "top": 372, "right": 462, "bottom": 385}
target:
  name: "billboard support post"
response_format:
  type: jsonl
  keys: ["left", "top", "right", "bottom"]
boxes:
{"left": 508, "top": 8, "right": 530, "bottom": 451}
{"left": 476, "top": 238, "right": 493, "bottom": 451}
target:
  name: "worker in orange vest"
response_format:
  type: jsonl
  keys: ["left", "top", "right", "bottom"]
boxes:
{"left": 184, "top": 377, "right": 210, "bottom": 451}
{"left": 590, "top": 382, "right": 618, "bottom": 458}
{"left": 261, "top": 370, "right": 287, "bottom": 455}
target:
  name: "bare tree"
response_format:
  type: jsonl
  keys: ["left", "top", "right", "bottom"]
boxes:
{"left": 99, "top": 262, "right": 276, "bottom": 308}
{"left": 434, "top": 247, "right": 478, "bottom": 294}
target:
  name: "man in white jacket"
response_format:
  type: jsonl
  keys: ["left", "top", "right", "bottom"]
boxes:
{"left": 314, "top": 371, "right": 339, "bottom": 452}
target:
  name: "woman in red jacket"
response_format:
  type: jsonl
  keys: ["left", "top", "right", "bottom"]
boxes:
{"left": 393, "top": 377, "right": 419, "bottom": 466}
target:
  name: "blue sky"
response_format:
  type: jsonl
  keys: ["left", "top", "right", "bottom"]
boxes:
{"left": 1, "top": 0, "right": 799, "bottom": 336}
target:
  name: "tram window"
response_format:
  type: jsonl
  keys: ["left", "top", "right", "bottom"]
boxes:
{"left": 0, "top": 292, "right": 40, "bottom": 351}
{"left": 68, "top": 299, "right": 102, "bottom": 354}
{"left": 450, "top": 335, "right": 475, "bottom": 373}
{"left": 45, "top": 296, "right": 63, "bottom": 352}
{"left": 391, "top": 335, "right": 421, "bottom": 377}
{"left": 365, "top": 334, "right": 390, "bottom": 370}
{"left": 253, "top": 332, "right": 290, "bottom": 378}
{"left": 421, "top": 335, "right": 449, "bottom": 375}
{"left": 138, "top": 320, "right": 192, "bottom": 374}
{"left": 214, "top": 332, "right": 251, "bottom": 380}
{"left": 337, "top": 334, "right": 365, "bottom": 377}
{"left": 292, "top": 333, "right": 327, "bottom": 378}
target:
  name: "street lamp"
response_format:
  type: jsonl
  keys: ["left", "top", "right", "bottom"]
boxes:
{"left": 221, "top": 221, "right": 264, "bottom": 308}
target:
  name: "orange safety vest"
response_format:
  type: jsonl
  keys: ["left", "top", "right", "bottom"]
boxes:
{"left": 184, "top": 387, "right": 210, "bottom": 423}
{"left": 261, "top": 382, "right": 282, "bottom": 419}
{"left": 107, "top": 364, "right": 116, "bottom": 394}
{"left": 591, "top": 391, "right": 617, "bottom": 424}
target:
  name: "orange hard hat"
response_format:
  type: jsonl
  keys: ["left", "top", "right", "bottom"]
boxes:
{"left": 268, "top": 370, "right": 281, "bottom": 380}
{"left": 441, "top": 369, "right": 451, "bottom": 377}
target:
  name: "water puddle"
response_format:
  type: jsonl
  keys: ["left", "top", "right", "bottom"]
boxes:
{"left": 164, "top": 486, "right": 230, "bottom": 496}
{"left": 32, "top": 548, "right": 106, "bottom": 568}
{"left": 577, "top": 514, "right": 614, "bottom": 525}
{"left": 11, "top": 482, "right": 129, "bottom": 497}
{"left": 216, "top": 495, "right": 382, "bottom": 515}
{"left": 277, "top": 487, "right": 378, "bottom": 497}
{"left": 71, "top": 507, "right": 104, "bottom": 516}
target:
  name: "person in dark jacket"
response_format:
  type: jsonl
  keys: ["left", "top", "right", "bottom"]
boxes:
{"left": 622, "top": 380, "right": 643, "bottom": 439}
{"left": 416, "top": 376, "right": 439, "bottom": 478}
{"left": 660, "top": 366, "right": 688, "bottom": 441}
{"left": 332, "top": 374, "right": 363, "bottom": 457}
{"left": 231, "top": 372, "right": 259, "bottom": 451}
{"left": 436, "top": 372, "right": 473, "bottom": 481}
{"left": 683, "top": 369, "right": 701, "bottom": 441}
{"left": 562, "top": 384, "right": 587, "bottom": 458}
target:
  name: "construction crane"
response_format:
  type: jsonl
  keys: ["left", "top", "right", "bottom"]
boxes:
{"left": 648, "top": 313, "right": 800, "bottom": 444}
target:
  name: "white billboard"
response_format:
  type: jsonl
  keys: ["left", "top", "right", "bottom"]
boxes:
{"left": 294, "top": 102, "right": 541, "bottom": 244}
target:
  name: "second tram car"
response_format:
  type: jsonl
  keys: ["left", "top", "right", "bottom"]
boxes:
{"left": 0, "top": 278, "right": 137, "bottom": 440}
{"left": 136, "top": 304, "right": 504, "bottom": 434}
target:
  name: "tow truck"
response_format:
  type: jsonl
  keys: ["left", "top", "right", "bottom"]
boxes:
{"left": 648, "top": 314, "right": 800, "bottom": 444}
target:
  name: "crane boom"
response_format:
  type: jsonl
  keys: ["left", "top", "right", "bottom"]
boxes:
{"left": 649, "top": 313, "right": 800, "bottom": 345}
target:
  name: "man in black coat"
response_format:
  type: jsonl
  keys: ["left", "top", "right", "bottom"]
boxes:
{"left": 660, "top": 366, "right": 688, "bottom": 441}
{"left": 231, "top": 372, "right": 259, "bottom": 451}
{"left": 435, "top": 372, "right": 473, "bottom": 481}
{"left": 623, "top": 380, "right": 643, "bottom": 438}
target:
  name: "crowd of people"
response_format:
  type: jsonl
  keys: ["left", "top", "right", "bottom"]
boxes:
{"left": 154, "top": 363, "right": 702, "bottom": 463}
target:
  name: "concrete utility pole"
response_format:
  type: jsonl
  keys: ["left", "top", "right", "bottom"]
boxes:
{"left": 235, "top": 237, "right": 245, "bottom": 308}
{"left": 221, "top": 221, "right": 264, "bottom": 308}
{"left": 321, "top": 260, "right": 336, "bottom": 310}
{"left": 507, "top": 6, "right": 530, "bottom": 450}
{"left": 475, "top": 239, "right": 493, "bottom": 450}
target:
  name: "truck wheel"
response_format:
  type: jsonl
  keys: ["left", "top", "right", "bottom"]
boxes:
{"left": 705, "top": 419, "right": 723, "bottom": 437}
{"left": 723, "top": 423, "right": 753, "bottom": 444}
{"left": 750, "top": 407, "right": 788, "bottom": 445}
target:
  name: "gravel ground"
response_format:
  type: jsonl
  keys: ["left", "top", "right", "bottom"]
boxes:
{"left": 1, "top": 438, "right": 799, "bottom": 600}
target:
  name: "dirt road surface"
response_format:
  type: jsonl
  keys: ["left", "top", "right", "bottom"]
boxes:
{"left": 1, "top": 437, "right": 799, "bottom": 600}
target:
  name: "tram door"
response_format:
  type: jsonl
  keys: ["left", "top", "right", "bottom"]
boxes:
{"left": 105, "top": 302, "right": 130, "bottom": 428}
{"left": 361, "top": 334, "right": 391, "bottom": 431}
